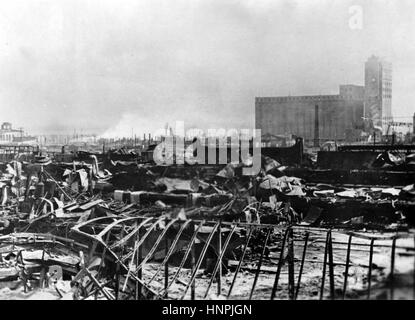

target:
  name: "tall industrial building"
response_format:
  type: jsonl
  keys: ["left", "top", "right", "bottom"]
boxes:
{"left": 255, "top": 55, "right": 392, "bottom": 144}
{"left": 364, "top": 55, "right": 393, "bottom": 132}
{"left": 255, "top": 86, "right": 364, "bottom": 145}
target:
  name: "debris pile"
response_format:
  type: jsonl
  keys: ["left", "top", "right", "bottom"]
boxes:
{"left": 0, "top": 145, "right": 413, "bottom": 300}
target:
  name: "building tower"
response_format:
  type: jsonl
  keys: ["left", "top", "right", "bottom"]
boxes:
{"left": 364, "top": 55, "right": 392, "bottom": 134}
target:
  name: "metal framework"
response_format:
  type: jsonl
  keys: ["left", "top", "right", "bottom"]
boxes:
{"left": 68, "top": 218, "right": 415, "bottom": 300}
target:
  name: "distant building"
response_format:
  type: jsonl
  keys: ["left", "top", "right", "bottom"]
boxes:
{"left": 0, "top": 122, "right": 23, "bottom": 144}
{"left": 0, "top": 122, "right": 38, "bottom": 145}
{"left": 255, "top": 85, "right": 364, "bottom": 145}
{"left": 255, "top": 55, "right": 392, "bottom": 145}
{"left": 364, "top": 55, "right": 392, "bottom": 133}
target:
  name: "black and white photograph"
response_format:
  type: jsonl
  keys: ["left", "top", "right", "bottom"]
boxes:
{"left": 0, "top": 0, "right": 414, "bottom": 307}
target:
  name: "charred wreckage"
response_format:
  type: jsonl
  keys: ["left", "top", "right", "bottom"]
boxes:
{"left": 0, "top": 139, "right": 414, "bottom": 300}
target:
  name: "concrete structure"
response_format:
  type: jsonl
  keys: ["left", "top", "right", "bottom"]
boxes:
{"left": 255, "top": 55, "right": 392, "bottom": 144}
{"left": 255, "top": 85, "right": 364, "bottom": 145}
{"left": 364, "top": 55, "right": 392, "bottom": 133}
{"left": 0, "top": 122, "right": 23, "bottom": 143}
{"left": 339, "top": 84, "right": 365, "bottom": 100}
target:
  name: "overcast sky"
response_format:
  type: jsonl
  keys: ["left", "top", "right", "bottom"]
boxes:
{"left": 0, "top": 0, "right": 414, "bottom": 137}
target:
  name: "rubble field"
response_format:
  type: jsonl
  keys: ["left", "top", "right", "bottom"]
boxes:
{"left": 0, "top": 148, "right": 414, "bottom": 300}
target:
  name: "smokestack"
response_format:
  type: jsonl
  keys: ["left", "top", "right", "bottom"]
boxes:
{"left": 314, "top": 104, "right": 319, "bottom": 147}
{"left": 144, "top": 133, "right": 146, "bottom": 141}
{"left": 413, "top": 112, "right": 415, "bottom": 134}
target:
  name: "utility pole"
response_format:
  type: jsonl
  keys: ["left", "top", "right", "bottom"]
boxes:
{"left": 314, "top": 104, "right": 320, "bottom": 148}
